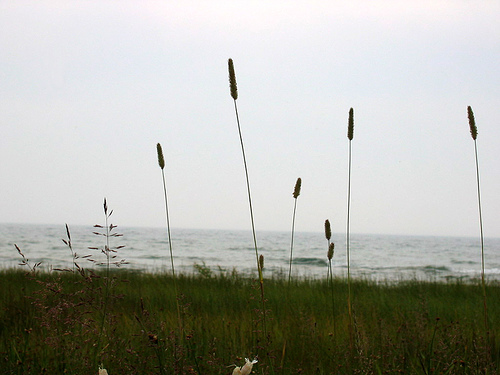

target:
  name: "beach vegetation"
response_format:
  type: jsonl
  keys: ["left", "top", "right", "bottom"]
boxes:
{"left": 0, "top": 267, "right": 498, "bottom": 374}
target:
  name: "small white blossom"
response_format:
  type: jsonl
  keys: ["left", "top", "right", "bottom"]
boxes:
{"left": 232, "top": 358, "right": 258, "bottom": 375}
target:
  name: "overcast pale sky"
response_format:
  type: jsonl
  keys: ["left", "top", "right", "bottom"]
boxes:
{"left": 1, "top": 1, "right": 499, "bottom": 237}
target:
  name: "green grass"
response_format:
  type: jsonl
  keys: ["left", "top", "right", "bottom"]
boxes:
{"left": 0, "top": 268, "right": 498, "bottom": 374}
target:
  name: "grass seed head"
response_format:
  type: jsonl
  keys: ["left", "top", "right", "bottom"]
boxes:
{"left": 157, "top": 143, "right": 165, "bottom": 169}
{"left": 228, "top": 58, "right": 238, "bottom": 100}
{"left": 293, "top": 177, "right": 302, "bottom": 199}
{"left": 259, "top": 254, "right": 264, "bottom": 270}
{"left": 348, "top": 107, "right": 354, "bottom": 140}
{"left": 467, "top": 106, "right": 477, "bottom": 140}
{"left": 328, "top": 242, "right": 335, "bottom": 260}
{"left": 325, "top": 220, "right": 332, "bottom": 241}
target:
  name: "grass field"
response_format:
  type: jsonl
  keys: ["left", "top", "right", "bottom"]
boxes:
{"left": 0, "top": 267, "right": 498, "bottom": 374}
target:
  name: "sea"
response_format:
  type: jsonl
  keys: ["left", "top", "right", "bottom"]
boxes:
{"left": 1, "top": 223, "right": 499, "bottom": 282}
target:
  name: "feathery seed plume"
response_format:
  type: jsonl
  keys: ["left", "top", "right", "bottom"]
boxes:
{"left": 467, "top": 106, "right": 477, "bottom": 140}
{"left": 293, "top": 177, "right": 302, "bottom": 199}
{"left": 157, "top": 143, "right": 165, "bottom": 169}
{"left": 325, "top": 220, "right": 332, "bottom": 241}
{"left": 348, "top": 108, "right": 354, "bottom": 141}
{"left": 228, "top": 58, "right": 238, "bottom": 100}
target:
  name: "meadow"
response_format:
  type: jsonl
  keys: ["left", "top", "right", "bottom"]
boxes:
{"left": 1, "top": 267, "right": 498, "bottom": 374}
{"left": 1, "top": 60, "right": 495, "bottom": 375}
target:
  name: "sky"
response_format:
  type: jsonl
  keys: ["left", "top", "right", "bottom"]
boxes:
{"left": 1, "top": 1, "right": 499, "bottom": 237}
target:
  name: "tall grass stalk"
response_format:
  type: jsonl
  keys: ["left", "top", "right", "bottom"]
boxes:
{"left": 227, "top": 58, "right": 266, "bottom": 314}
{"left": 324, "top": 220, "right": 331, "bottom": 284}
{"left": 227, "top": 59, "right": 262, "bottom": 285}
{"left": 325, "top": 221, "right": 336, "bottom": 339}
{"left": 157, "top": 143, "right": 183, "bottom": 335}
{"left": 281, "top": 178, "right": 301, "bottom": 372}
{"left": 62, "top": 224, "right": 76, "bottom": 273}
{"left": 288, "top": 177, "right": 302, "bottom": 286}
{"left": 467, "top": 106, "right": 489, "bottom": 336}
{"left": 91, "top": 198, "right": 114, "bottom": 368}
{"left": 228, "top": 60, "right": 273, "bottom": 373}
{"left": 346, "top": 107, "right": 354, "bottom": 349}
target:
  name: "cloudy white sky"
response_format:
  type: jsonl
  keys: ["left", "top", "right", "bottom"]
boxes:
{"left": 1, "top": 1, "right": 499, "bottom": 237}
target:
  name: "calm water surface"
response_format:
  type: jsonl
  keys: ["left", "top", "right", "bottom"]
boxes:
{"left": 1, "top": 223, "right": 499, "bottom": 282}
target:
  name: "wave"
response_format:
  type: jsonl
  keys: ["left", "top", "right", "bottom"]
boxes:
{"left": 293, "top": 257, "right": 328, "bottom": 267}
{"left": 422, "top": 265, "right": 452, "bottom": 272}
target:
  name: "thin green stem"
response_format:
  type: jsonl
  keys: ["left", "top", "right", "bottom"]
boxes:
{"left": 94, "top": 201, "right": 111, "bottom": 368}
{"left": 161, "top": 168, "right": 183, "bottom": 335}
{"left": 284, "top": 179, "right": 300, "bottom": 374}
{"left": 229, "top": 60, "right": 272, "bottom": 372}
{"left": 288, "top": 198, "right": 298, "bottom": 287}
{"left": 474, "top": 140, "right": 488, "bottom": 335}
{"left": 327, "top": 240, "right": 336, "bottom": 341}
{"left": 347, "top": 141, "right": 352, "bottom": 284}
{"left": 346, "top": 139, "right": 353, "bottom": 349}
{"left": 233, "top": 100, "right": 261, "bottom": 282}
{"left": 232, "top": 98, "right": 270, "bottom": 366}
{"left": 161, "top": 170, "right": 176, "bottom": 282}
{"left": 105, "top": 211, "right": 110, "bottom": 285}
{"left": 328, "top": 258, "right": 336, "bottom": 340}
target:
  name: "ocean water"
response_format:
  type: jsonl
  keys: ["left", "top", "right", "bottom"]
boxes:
{"left": 1, "top": 223, "right": 499, "bottom": 282}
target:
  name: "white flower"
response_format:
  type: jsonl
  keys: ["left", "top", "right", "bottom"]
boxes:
{"left": 232, "top": 358, "right": 258, "bottom": 375}
{"left": 98, "top": 367, "right": 108, "bottom": 375}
